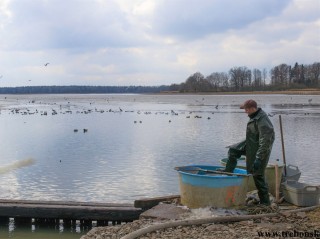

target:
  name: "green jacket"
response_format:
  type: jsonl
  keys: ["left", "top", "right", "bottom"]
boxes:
{"left": 246, "top": 108, "right": 275, "bottom": 174}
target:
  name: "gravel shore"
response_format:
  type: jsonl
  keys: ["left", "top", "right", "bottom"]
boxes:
{"left": 81, "top": 207, "right": 320, "bottom": 239}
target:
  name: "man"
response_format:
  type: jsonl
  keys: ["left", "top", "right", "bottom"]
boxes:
{"left": 225, "top": 99, "right": 275, "bottom": 205}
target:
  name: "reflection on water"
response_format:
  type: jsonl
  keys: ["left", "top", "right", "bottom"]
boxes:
{"left": 0, "top": 93, "right": 320, "bottom": 238}
{"left": 0, "top": 219, "right": 87, "bottom": 239}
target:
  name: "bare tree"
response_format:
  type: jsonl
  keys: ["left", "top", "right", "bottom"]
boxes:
{"left": 262, "top": 68, "right": 268, "bottom": 86}
{"left": 252, "top": 68, "right": 262, "bottom": 88}
{"left": 270, "top": 64, "right": 290, "bottom": 87}
{"left": 184, "top": 72, "right": 206, "bottom": 92}
{"left": 309, "top": 62, "right": 320, "bottom": 86}
{"left": 229, "top": 66, "right": 251, "bottom": 91}
{"left": 206, "top": 72, "right": 229, "bottom": 91}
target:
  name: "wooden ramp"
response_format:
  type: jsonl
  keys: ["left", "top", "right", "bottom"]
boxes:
{"left": 0, "top": 199, "right": 143, "bottom": 225}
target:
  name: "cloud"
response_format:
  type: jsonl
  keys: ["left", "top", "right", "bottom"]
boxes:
{"left": 0, "top": 0, "right": 319, "bottom": 87}
{"left": 154, "top": 0, "right": 320, "bottom": 75}
{"left": 1, "top": 0, "right": 147, "bottom": 51}
{"left": 151, "top": 0, "right": 291, "bottom": 40}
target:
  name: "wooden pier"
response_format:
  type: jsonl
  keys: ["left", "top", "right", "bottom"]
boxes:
{"left": 0, "top": 199, "right": 143, "bottom": 226}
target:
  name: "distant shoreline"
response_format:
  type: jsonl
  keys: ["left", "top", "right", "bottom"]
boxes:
{"left": 160, "top": 89, "right": 320, "bottom": 95}
{"left": 0, "top": 88, "right": 319, "bottom": 95}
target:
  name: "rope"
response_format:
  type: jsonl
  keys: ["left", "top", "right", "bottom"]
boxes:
{"left": 246, "top": 204, "right": 280, "bottom": 215}
{"left": 120, "top": 205, "right": 320, "bottom": 239}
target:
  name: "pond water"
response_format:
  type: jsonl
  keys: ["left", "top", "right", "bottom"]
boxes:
{"left": 0, "top": 93, "right": 319, "bottom": 238}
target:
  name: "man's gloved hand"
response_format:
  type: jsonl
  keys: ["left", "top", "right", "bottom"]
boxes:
{"left": 253, "top": 159, "right": 261, "bottom": 173}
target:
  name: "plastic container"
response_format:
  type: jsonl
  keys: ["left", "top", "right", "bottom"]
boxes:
{"left": 281, "top": 180, "right": 320, "bottom": 206}
{"left": 176, "top": 165, "right": 249, "bottom": 208}
{"left": 220, "top": 158, "right": 284, "bottom": 196}
{"left": 283, "top": 164, "right": 301, "bottom": 181}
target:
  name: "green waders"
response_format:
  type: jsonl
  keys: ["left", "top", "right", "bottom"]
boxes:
{"left": 225, "top": 140, "right": 270, "bottom": 206}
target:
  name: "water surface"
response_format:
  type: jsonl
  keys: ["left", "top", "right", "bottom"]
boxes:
{"left": 0, "top": 93, "right": 319, "bottom": 237}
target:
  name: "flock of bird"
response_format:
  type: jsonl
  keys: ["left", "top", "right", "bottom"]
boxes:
{"left": 0, "top": 94, "right": 315, "bottom": 134}
{"left": 4, "top": 104, "right": 215, "bottom": 120}
{"left": 1, "top": 99, "right": 218, "bottom": 136}
{"left": 2, "top": 96, "right": 315, "bottom": 119}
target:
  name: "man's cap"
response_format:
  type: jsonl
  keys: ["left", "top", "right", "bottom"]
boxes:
{"left": 240, "top": 99, "right": 257, "bottom": 109}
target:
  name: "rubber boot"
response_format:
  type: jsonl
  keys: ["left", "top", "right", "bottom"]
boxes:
{"left": 259, "top": 192, "right": 271, "bottom": 206}
{"left": 225, "top": 148, "right": 244, "bottom": 173}
{"left": 225, "top": 156, "right": 237, "bottom": 173}
{"left": 253, "top": 175, "right": 271, "bottom": 206}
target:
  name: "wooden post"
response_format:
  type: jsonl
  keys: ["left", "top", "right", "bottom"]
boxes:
{"left": 97, "top": 220, "right": 109, "bottom": 226}
{"left": 14, "top": 217, "right": 32, "bottom": 225}
{"left": 274, "top": 164, "right": 279, "bottom": 203}
{"left": 0, "top": 217, "right": 9, "bottom": 224}
{"left": 80, "top": 219, "right": 92, "bottom": 227}
{"left": 63, "top": 219, "right": 73, "bottom": 228}
{"left": 279, "top": 115, "right": 287, "bottom": 176}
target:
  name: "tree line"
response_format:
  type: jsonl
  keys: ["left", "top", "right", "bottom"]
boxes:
{"left": 170, "top": 62, "right": 320, "bottom": 92}
{"left": 0, "top": 85, "right": 171, "bottom": 94}
{"left": 0, "top": 62, "right": 319, "bottom": 94}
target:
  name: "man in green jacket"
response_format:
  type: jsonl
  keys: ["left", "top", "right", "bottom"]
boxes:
{"left": 225, "top": 99, "right": 275, "bottom": 205}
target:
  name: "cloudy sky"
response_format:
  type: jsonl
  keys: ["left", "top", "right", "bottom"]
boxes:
{"left": 0, "top": 0, "right": 319, "bottom": 87}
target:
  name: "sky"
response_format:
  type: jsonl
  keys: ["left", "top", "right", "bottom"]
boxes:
{"left": 0, "top": 0, "right": 319, "bottom": 87}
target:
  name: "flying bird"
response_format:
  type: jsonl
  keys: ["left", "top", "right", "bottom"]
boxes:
{"left": 44, "top": 63, "right": 50, "bottom": 66}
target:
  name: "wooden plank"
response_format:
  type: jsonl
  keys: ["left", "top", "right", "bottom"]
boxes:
{"left": 0, "top": 202, "right": 142, "bottom": 221}
{"left": 0, "top": 199, "right": 133, "bottom": 207}
{"left": 134, "top": 195, "right": 180, "bottom": 209}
